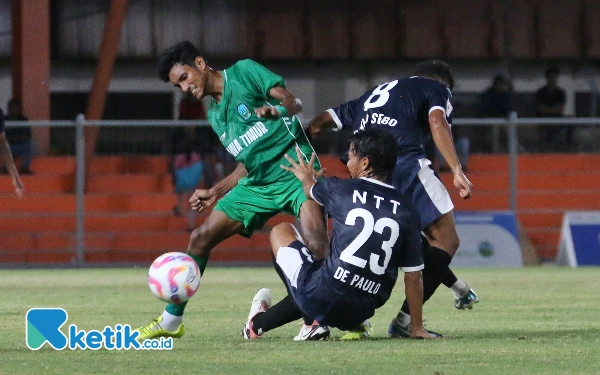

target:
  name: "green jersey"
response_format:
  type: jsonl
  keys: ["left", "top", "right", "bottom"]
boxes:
{"left": 207, "top": 59, "right": 319, "bottom": 186}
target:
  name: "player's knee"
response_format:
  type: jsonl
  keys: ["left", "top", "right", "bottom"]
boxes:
{"left": 270, "top": 223, "right": 297, "bottom": 256}
{"left": 272, "top": 222, "right": 293, "bottom": 234}
{"left": 188, "top": 226, "right": 211, "bottom": 256}
{"left": 444, "top": 234, "right": 460, "bottom": 255}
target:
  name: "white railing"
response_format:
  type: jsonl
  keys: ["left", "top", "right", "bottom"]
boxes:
{"left": 4, "top": 113, "right": 599, "bottom": 264}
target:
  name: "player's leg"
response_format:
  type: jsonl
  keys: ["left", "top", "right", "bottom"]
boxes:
{"left": 249, "top": 184, "right": 329, "bottom": 339}
{"left": 244, "top": 223, "right": 329, "bottom": 340}
{"left": 246, "top": 224, "right": 304, "bottom": 338}
{"left": 389, "top": 161, "right": 475, "bottom": 337}
{"left": 422, "top": 213, "right": 479, "bottom": 309}
{"left": 152, "top": 181, "right": 288, "bottom": 336}
{"left": 137, "top": 210, "right": 245, "bottom": 339}
{"left": 294, "top": 190, "right": 330, "bottom": 334}
{"left": 269, "top": 222, "right": 304, "bottom": 256}
{"left": 441, "top": 260, "right": 479, "bottom": 309}
{"left": 421, "top": 211, "right": 459, "bottom": 298}
{"left": 408, "top": 161, "right": 476, "bottom": 297}
{"left": 391, "top": 212, "right": 455, "bottom": 336}
{"left": 424, "top": 233, "right": 460, "bottom": 288}
{"left": 441, "top": 266, "right": 474, "bottom": 306}
{"left": 421, "top": 228, "right": 478, "bottom": 310}
{"left": 391, "top": 213, "right": 478, "bottom": 336}
{"left": 295, "top": 198, "right": 331, "bottom": 329}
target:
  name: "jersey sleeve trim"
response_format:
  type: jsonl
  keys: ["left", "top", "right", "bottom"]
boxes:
{"left": 326, "top": 108, "right": 343, "bottom": 132}
{"left": 309, "top": 184, "right": 324, "bottom": 206}
{"left": 401, "top": 264, "right": 425, "bottom": 272}
{"left": 428, "top": 106, "right": 446, "bottom": 116}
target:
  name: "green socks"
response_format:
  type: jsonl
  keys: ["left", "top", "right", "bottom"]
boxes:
{"left": 165, "top": 253, "right": 208, "bottom": 316}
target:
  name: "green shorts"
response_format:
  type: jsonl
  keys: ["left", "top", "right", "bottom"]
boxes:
{"left": 214, "top": 178, "right": 308, "bottom": 237}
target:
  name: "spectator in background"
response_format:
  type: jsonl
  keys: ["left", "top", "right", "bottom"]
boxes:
{"left": 179, "top": 91, "right": 207, "bottom": 121}
{"left": 0, "top": 108, "right": 25, "bottom": 198}
{"left": 481, "top": 75, "right": 512, "bottom": 118}
{"left": 177, "top": 92, "right": 227, "bottom": 187}
{"left": 536, "top": 66, "right": 568, "bottom": 150}
{"left": 171, "top": 92, "right": 207, "bottom": 154}
{"left": 172, "top": 139, "right": 204, "bottom": 231}
{"left": 479, "top": 75, "right": 512, "bottom": 152}
{"left": 4, "top": 99, "right": 33, "bottom": 174}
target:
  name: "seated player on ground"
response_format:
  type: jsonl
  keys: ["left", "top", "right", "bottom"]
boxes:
{"left": 243, "top": 129, "right": 439, "bottom": 340}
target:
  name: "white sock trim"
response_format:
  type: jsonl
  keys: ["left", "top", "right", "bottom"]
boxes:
{"left": 396, "top": 311, "right": 411, "bottom": 327}
{"left": 161, "top": 310, "right": 183, "bottom": 332}
{"left": 450, "top": 279, "right": 469, "bottom": 298}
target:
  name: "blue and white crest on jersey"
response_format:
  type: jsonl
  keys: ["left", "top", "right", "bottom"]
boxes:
{"left": 446, "top": 98, "right": 453, "bottom": 117}
{"left": 237, "top": 104, "right": 251, "bottom": 120}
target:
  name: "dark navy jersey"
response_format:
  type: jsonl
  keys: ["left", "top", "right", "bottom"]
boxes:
{"left": 0, "top": 109, "right": 4, "bottom": 133}
{"left": 328, "top": 76, "right": 452, "bottom": 164}
{"left": 310, "top": 177, "right": 424, "bottom": 309}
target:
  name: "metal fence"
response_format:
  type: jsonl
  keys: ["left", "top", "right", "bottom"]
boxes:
{"left": 2, "top": 115, "right": 599, "bottom": 264}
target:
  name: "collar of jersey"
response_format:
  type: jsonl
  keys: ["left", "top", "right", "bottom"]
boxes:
{"left": 359, "top": 177, "right": 394, "bottom": 189}
{"left": 211, "top": 69, "right": 228, "bottom": 109}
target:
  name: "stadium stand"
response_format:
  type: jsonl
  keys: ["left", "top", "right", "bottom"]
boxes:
{"left": 1, "top": 153, "right": 599, "bottom": 264}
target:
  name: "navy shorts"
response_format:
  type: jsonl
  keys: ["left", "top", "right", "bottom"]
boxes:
{"left": 392, "top": 158, "right": 454, "bottom": 230}
{"left": 275, "top": 240, "right": 374, "bottom": 331}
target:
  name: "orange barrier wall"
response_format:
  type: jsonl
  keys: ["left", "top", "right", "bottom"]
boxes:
{"left": 1, "top": 154, "right": 598, "bottom": 264}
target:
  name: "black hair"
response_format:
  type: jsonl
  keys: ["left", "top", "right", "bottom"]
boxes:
{"left": 493, "top": 75, "right": 508, "bottom": 85}
{"left": 545, "top": 65, "right": 560, "bottom": 78}
{"left": 414, "top": 60, "right": 454, "bottom": 90}
{"left": 347, "top": 128, "right": 399, "bottom": 181}
{"left": 158, "top": 41, "right": 201, "bottom": 82}
{"left": 176, "top": 138, "right": 196, "bottom": 162}
{"left": 8, "top": 98, "right": 21, "bottom": 108}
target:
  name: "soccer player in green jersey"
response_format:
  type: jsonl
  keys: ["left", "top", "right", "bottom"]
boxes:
{"left": 136, "top": 41, "right": 330, "bottom": 340}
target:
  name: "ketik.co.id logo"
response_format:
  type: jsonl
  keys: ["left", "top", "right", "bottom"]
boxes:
{"left": 26, "top": 308, "right": 172, "bottom": 350}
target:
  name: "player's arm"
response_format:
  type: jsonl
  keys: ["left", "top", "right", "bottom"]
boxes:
{"left": 306, "top": 111, "right": 337, "bottom": 136}
{"left": 400, "top": 221, "right": 438, "bottom": 339}
{"left": 280, "top": 147, "right": 324, "bottom": 199}
{"left": 0, "top": 131, "right": 24, "bottom": 198}
{"left": 235, "top": 59, "right": 298, "bottom": 120}
{"left": 190, "top": 163, "right": 247, "bottom": 212}
{"left": 308, "top": 97, "right": 361, "bottom": 136}
{"left": 429, "top": 109, "right": 472, "bottom": 199}
{"left": 403, "top": 270, "right": 429, "bottom": 338}
{"left": 255, "top": 86, "right": 303, "bottom": 119}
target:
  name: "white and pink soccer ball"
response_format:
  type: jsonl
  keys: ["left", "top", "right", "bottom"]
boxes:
{"left": 148, "top": 252, "right": 201, "bottom": 304}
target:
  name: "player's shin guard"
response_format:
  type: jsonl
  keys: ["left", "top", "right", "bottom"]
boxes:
{"left": 441, "top": 267, "right": 459, "bottom": 288}
{"left": 423, "top": 235, "right": 460, "bottom": 289}
{"left": 165, "top": 253, "right": 208, "bottom": 316}
{"left": 401, "top": 246, "right": 452, "bottom": 315}
{"left": 252, "top": 295, "right": 302, "bottom": 334}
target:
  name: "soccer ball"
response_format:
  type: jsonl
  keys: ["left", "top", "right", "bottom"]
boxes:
{"left": 148, "top": 252, "right": 201, "bottom": 304}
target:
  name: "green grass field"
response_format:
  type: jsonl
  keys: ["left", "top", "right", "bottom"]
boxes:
{"left": 2, "top": 267, "right": 599, "bottom": 375}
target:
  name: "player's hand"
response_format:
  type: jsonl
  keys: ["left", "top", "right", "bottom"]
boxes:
{"left": 189, "top": 188, "right": 218, "bottom": 212}
{"left": 254, "top": 105, "right": 280, "bottom": 119}
{"left": 453, "top": 169, "right": 472, "bottom": 199}
{"left": 280, "top": 147, "right": 322, "bottom": 183}
{"left": 12, "top": 175, "right": 24, "bottom": 199}
{"left": 410, "top": 327, "right": 444, "bottom": 340}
